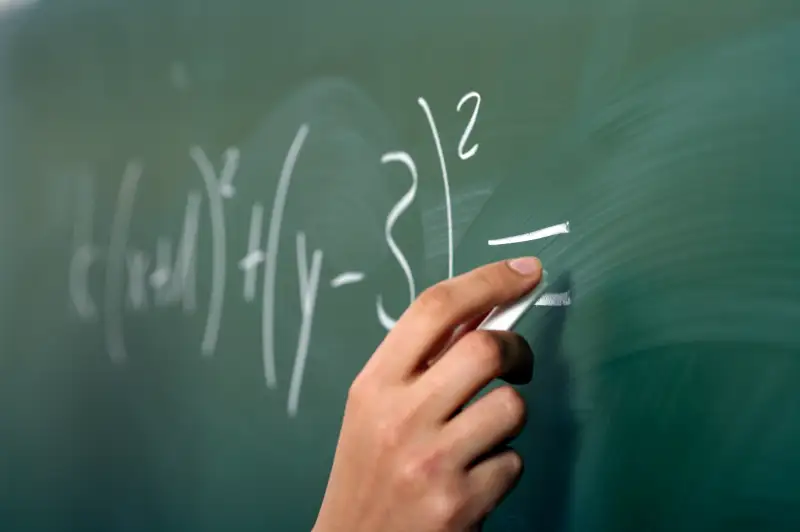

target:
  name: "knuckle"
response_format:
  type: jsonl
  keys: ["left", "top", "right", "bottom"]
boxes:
{"left": 495, "top": 385, "right": 527, "bottom": 426}
{"left": 346, "top": 372, "right": 374, "bottom": 406}
{"left": 416, "top": 283, "right": 454, "bottom": 317}
{"left": 472, "top": 267, "right": 504, "bottom": 294}
{"left": 346, "top": 375, "right": 366, "bottom": 402}
{"left": 398, "top": 444, "right": 447, "bottom": 486}
{"left": 396, "top": 457, "right": 423, "bottom": 488}
{"left": 462, "top": 331, "right": 504, "bottom": 373}
{"left": 427, "top": 486, "right": 467, "bottom": 528}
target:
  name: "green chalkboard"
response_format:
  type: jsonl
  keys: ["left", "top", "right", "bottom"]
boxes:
{"left": 2, "top": 1, "right": 800, "bottom": 531}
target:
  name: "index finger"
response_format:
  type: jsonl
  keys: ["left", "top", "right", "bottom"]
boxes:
{"left": 370, "top": 257, "right": 542, "bottom": 381}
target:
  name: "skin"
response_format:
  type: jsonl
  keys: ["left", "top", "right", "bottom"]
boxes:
{"left": 313, "top": 257, "right": 542, "bottom": 532}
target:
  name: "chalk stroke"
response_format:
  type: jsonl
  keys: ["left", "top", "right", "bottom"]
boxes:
{"left": 418, "top": 97, "right": 454, "bottom": 279}
{"left": 330, "top": 271, "right": 365, "bottom": 288}
{"left": 239, "top": 202, "right": 266, "bottom": 302}
{"left": 287, "top": 232, "right": 323, "bottom": 417}
{"left": 488, "top": 222, "right": 571, "bottom": 246}
{"left": 70, "top": 247, "right": 98, "bottom": 319}
{"left": 69, "top": 174, "right": 98, "bottom": 320}
{"left": 218, "top": 147, "right": 240, "bottom": 199}
{"left": 151, "top": 191, "right": 201, "bottom": 312}
{"left": 172, "top": 191, "right": 200, "bottom": 311}
{"left": 535, "top": 292, "right": 571, "bottom": 306}
{"left": 376, "top": 151, "right": 418, "bottom": 331}
{"left": 149, "top": 239, "right": 170, "bottom": 292}
{"left": 376, "top": 297, "right": 396, "bottom": 331}
{"left": 104, "top": 160, "right": 143, "bottom": 364}
{"left": 125, "top": 250, "right": 150, "bottom": 310}
{"left": 190, "top": 148, "right": 234, "bottom": 357}
{"left": 239, "top": 251, "right": 266, "bottom": 271}
{"left": 456, "top": 91, "right": 481, "bottom": 160}
{"left": 263, "top": 124, "right": 310, "bottom": 389}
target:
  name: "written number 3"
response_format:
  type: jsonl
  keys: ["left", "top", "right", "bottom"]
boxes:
{"left": 377, "top": 91, "right": 481, "bottom": 330}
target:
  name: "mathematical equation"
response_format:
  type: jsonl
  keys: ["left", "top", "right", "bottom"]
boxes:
{"left": 67, "top": 92, "right": 571, "bottom": 417}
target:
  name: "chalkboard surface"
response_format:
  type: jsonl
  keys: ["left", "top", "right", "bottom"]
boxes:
{"left": 2, "top": 1, "right": 800, "bottom": 531}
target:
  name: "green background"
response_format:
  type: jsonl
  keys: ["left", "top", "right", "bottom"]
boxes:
{"left": 1, "top": 1, "right": 799, "bottom": 530}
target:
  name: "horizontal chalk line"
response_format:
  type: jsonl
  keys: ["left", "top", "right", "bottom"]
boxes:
{"left": 330, "top": 271, "right": 365, "bottom": 288}
{"left": 534, "top": 292, "right": 571, "bottom": 306}
{"left": 488, "top": 221, "right": 570, "bottom": 246}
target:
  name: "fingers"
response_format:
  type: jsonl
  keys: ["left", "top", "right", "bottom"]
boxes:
{"left": 422, "top": 309, "right": 493, "bottom": 370}
{"left": 372, "top": 257, "right": 542, "bottom": 381}
{"left": 443, "top": 385, "right": 528, "bottom": 467}
{"left": 417, "top": 331, "right": 533, "bottom": 420}
{"left": 464, "top": 448, "right": 524, "bottom": 523}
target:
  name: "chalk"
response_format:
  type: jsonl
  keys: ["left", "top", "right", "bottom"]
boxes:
{"left": 477, "top": 269, "right": 549, "bottom": 331}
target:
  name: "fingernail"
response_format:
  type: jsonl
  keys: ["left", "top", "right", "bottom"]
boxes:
{"left": 507, "top": 257, "right": 541, "bottom": 276}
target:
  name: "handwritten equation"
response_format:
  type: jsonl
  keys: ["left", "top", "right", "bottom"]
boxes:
{"left": 67, "top": 92, "right": 571, "bottom": 417}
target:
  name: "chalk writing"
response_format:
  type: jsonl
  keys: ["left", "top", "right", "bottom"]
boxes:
{"left": 489, "top": 222, "right": 572, "bottom": 304}
{"left": 330, "top": 272, "right": 365, "bottom": 288}
{"left": 104, "top": 160, "right": 143, "bottom": 364}
{"left": 488, "top": 221, "right": 571, "bottom": 246}
{"left": 150, "top": 191, "right": 201, "bottom": 312}
{"left": 287, "top": 231, "right": 324, "bottom": 417}
{"left": 535, "top": 292, "right": 571, "bottom": 306}
{"left": 239, "top": 202, "right": 266, "bottom": 303}
{"left": 456, "top": 91, "right": 481, "bottom": 160}
{"left": 125, "top": 250, "right": 150, "bottom": 311}
{"left": 263, "top": 124, "right": 310, "bottom": 389}
{"left": 418, "top": 97, "right": 455, "bottom": 280}
{"left": 66, "top": 93, "right": 570, "bottom": 417}
{"left": 190, "top": 146, "right": 237, "bottom": 357}
{"left": 377, "top": 150, "right": 418, "bottom": 331}
{"left": 417, "top": 90, "right": 484, "bottom": 280}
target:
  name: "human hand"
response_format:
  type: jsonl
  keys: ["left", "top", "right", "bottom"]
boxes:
{"left": 313, "top": 257, "right": 542, "bottom": 532}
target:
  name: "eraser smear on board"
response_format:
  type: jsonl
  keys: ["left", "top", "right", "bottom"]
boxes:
{"left": 477, "top": 269, "right": 549, "bottom": 331}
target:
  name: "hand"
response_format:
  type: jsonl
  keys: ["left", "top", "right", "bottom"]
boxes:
{"left": 313, "top": 257, "right": 542, "bottom": 532}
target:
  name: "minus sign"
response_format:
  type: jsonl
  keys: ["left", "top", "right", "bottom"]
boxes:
{"left": 330, "top": 271, "right": 365, "bottom": 288}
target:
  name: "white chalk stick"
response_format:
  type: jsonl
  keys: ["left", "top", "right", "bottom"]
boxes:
{"left": 477, "top": 269, "right": 549, "bottom": 331}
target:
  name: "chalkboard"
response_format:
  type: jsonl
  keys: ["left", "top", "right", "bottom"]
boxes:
{"left": 1, "top": 1, "right": 800, "bottom": 531}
